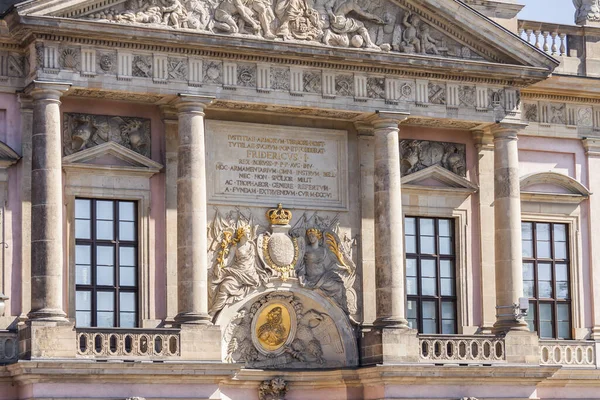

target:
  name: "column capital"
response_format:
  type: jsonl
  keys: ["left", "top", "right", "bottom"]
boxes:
{"left": 159, "top": 105, "right": 178, "bottom": 123}
{"left": 583, "top": 137, "right": 600, "bottom": 157}
{"left": 171, "top": 94, "right": 215, "bottom": 113}
{"left": 489, "top": 121, "right": 528, "bottom": 139}
{"left": 354, "top": 122, "right": 374, "bottom": 136}
{"left": 365, "top": 111, "right": 410, "bottom": 129}
{"left": 17, "top": 93, "right": 34, "bottom": 111}
{"left": 24, "top": 81, "right": 71, "bottom": 102}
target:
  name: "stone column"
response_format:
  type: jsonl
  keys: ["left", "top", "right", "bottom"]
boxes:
{"left": 472, "top": 130, "right": 496, "bottom": 332}
{"left": 583, "top": 138, "right": 600, "bottom": 339}
{"left": 27, "top": 82, "right": 70, "bottom": 322}
{"left": 172, "top": 95, "right": 214, "bottom": 325}
{"left": 371, "top": 111, "right": 409, "bottom": 328}
{"left": 491, "top": 123, "right": 528, "bottom": 334}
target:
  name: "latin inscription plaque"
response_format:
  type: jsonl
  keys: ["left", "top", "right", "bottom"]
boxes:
{"left": 206, "top": 121, "right": 348, "bottom": 210}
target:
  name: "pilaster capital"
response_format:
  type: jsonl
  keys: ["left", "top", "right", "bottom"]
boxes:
{"left": 170, "top": 94, "right": 215, "bottom": 115}
{"left": 24, "top": 80, "right": 71, "bottom": 103}
{"left": 489, "top": 121, "right": 528, "bottom": 141}
{"left": 354, "top": 121, "right": 374, "bottom": 136}
{"left": 472, "top": 129, "right": 494, "bottom": 151}
{"left": 17, "top": 92, "right": 33, "bottom": 111}
{"left": 159, "top": 105, "right": 178, "bottom": 123}
{"left": 583, "top": 137, "right": 600, "bottom": 157}
{"left": 365, "top": 111, "right": 410, "bottom": 130}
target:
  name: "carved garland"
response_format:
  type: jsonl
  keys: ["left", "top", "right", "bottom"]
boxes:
{"left": 261, "top": 235, "right": 299, "bottom": 280}
{"left": 216, "top": 228, "right": 246, "bottom": 269}
{"left": 324, "top": 232, "right": 351, "bottom": 273}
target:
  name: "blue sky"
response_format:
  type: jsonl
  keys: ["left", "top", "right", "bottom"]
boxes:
{"left": 517, "top": 0, "right": 576, "bottom": 25}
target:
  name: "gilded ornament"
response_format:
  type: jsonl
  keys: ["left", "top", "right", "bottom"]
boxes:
{"left": 267, "top": 203, "right": 292, "bottom": 225}
{"left": 261, "top": 234, "right": 299, "bottom": 280}
{"left": 255, "top": 304, "right": 291, "bottom": 352}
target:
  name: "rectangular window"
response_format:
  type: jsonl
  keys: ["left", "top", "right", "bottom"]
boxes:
{"left": 522, "top": 222, "right": 571, "bottom": 339}
{"left": 75, "top": 199, "right": 138, "bottom": 328}
{"left": 405, "top": 217, "right": 457, "bottom": 334}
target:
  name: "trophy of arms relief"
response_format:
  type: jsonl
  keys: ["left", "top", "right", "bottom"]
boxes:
{"left": 89, "top": 0, "right": 480, "bottom": 58}
{"left": 207, "top": 205, "right": 358, "bottom": 320}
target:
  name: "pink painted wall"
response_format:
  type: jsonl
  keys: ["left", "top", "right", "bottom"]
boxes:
{"left": 60, "top": 98, "right": 167, "bottom": 321}
{"left": 518, "top": 136, "right": 591, "bottom": 331}
{"left": 398, "top": 126, "right": 481, "bottom": 327}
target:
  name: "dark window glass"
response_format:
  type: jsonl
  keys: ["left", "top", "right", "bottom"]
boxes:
{"left": 75, "top": 199, "right": 138, "bottom": 328}
{"left": 405, "top": 217, "right": 457, "bottom": 334}
{"left": 522, "top": 222, "right": 571, "bottom": 339}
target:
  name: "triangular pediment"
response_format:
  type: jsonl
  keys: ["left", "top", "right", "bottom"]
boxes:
{"left": 401, "top": 165, "right": 478, "bottom": 194}
{"left": 0, "top": 141, "right": 20, "bottom": 168}
{"left": 520, "top": 171, "right": 591, "bottom": 203}
{"left": 12, "top": 0, "right": 557, "bottom": 71}
{"left": 62, "top": 141, "right": 163, "bottom": 175}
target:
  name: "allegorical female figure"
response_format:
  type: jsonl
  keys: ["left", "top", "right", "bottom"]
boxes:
{"left": 210, "top": 226, "right": 266, "bottom": 316}
{"left": 298, "top": 228, "right": 356, "bottom": 314}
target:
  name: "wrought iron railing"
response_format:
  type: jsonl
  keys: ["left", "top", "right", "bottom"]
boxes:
{"left": 76, "top": 328, "right": 180, "bottom": 359}
{"left": 0, "top": 331, "right": 18, "bottom": 364}
{"left": 539, "top": 340, "right": 596, "bottom": 367}
{"left": 419, "top": 335, "right": 506, "bottom": 364}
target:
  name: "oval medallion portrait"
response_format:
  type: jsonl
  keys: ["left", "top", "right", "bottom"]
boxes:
{"left": 254, "top": 303, "right": 292, "bottom": 353}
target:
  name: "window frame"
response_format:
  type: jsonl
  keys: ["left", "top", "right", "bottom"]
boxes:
{"left": 405, "top": 216, "right": 458, "bottom": 335}
{"left": 522, "top": 220, "right": 572, "bottom": 339}
{"left": 74, "top": 198, "right": 139, "bottom": 328}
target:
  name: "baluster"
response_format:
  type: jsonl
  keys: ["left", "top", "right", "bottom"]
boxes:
{"left": 543, "top": 31, "right": 550, "bottom": 52}
{"left": 534, "top": 30, "right": 542, "bottom": 49}
{"left": 559, "top": 33, "right": 567, "bottom": 56}
{"left": 551, "top": 32, "right": 558, "bottom": 55}
{"left": 526, "top": 29, "right": 533, "bottom": 45}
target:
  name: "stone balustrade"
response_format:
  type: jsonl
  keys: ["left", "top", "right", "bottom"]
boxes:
{"left": 539, "top": 340, "right": 597, "bottom": 367}
{"left": 518, "top": 20, "right": 576, "bottom": 57}
{"left": 418, "top": 335, "right": 506, "bottom": 364}
{"left": 76, "top": 328, "right": 180, "bottom": 360}
{"left": 0, "top": 331, "right": 17, "bottom": 364}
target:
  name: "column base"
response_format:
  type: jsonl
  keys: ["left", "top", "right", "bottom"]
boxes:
{"left": 179, "top": 324, "right": 222, "bottom": 361}
{"left": 491, "top": 318, "right": 529, "bottom": 335}
{"left": 174, "top": 312, "right": 212, "bottom": 326}
{"left": 27, "top": 308, "right": 68, "bottom": 322}
{"left": 373, "top": 316, "right": 410, "bottom": 329}
{"left": 361, "top": 326, "right": 419, "bottom": 365}
{"left": 503, "top": 330, "right": 540, "bottom": 364}
{"left": 19, "top": 319, "right": 76, "bottom": 360}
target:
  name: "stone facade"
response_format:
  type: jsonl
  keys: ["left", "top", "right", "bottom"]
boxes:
{"left": 0, "top": 0, "right": 598, "bottom": 399}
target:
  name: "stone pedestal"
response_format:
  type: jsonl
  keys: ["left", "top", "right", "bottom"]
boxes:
{"left": 361, "top": 326, "right": 419, "bottom": 365}
{"left": 369, "top": 111, "right": 410, "bottom": 328}
{"left": 26, "top": 81, "right": 71, "bottom": 322}
{"left": 172, "top": 94, "right": 215, "bottom": 325}
{"left": 491, "top": 123, "right": 529, "bottom": 334}
{"left": 179, "top": 324, "right": 222, "bottom": 361}
{"left": 19, "top": 320, "right": 76, "bottom": 360}
{"left": 503, "top": 330, "right": 539, "bottom": 364}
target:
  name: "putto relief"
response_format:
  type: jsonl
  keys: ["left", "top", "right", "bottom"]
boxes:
{"left": 62, "top": 113, "right": 151, "bottom": 158}
{"left": 207, "top": 204, "right": 358, "bottom": 320}
{"left": 84, "top": 0, "right": 483, "bottom": 59}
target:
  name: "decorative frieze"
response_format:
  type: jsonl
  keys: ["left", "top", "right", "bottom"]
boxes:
{"left": 400, "top": 139, "right": 467, "bottom": 177}
{"left": 62, "top": 113, "right": 151, "bottom": 158}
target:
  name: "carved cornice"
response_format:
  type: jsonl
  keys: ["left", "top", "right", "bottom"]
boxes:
{"left": 210, "top": 100, "right": 364, "bottom": 121}
{"left": 522, "top": 91, "right": 600, "bottom": 105}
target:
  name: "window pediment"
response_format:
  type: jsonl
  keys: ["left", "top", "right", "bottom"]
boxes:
{"left": 520, "top": 172, "right": 591, "bottom": 204}
{"left": 401, "top": 164, "right": 478, "bottom": 195}
{"left": 0, "top": 141, "right": 20, "bottom": 169}
{"left": 62, "top": 141, "right": 163, "bottom": 177}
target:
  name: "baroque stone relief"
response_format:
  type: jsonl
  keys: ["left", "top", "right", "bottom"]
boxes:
{"left": 574, "top": 0, "right": 600, "bottom": 23}
{"left": 208, "top": 205, "right": 358, "bottom": 318}
{"left": 83, "top": 0, "right": 485, "bottom": 59}
{"left": 62, "top": 113, "right": 151, "bottom": 157}
{"left": 259, "top": 378, "right": 288, "bottom": 400}
{"left": 400, "top": 139, "right": 466, "bottom": 177}
{"left": 222, "top": 291, "right": 349, "bottom": 368}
